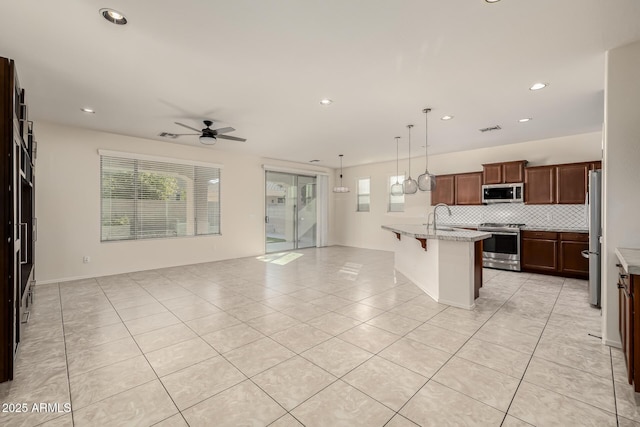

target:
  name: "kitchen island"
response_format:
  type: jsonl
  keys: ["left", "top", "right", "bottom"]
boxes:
{"left": 382, "top": 224, "right": 491, "bottom": 309}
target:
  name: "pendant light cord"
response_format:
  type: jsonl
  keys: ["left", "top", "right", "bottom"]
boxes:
{"left": 425, "top": 111, "right": 429, "bottom": 171}
{"left": 407, "top": 124, "right": 413, "bottom": 177}
{"left": 395, "top": 137, "right": 400, "bottom": 183}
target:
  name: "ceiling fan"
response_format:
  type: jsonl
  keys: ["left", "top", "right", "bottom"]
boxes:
{"left": 173, "top": 120, "right": 247, "bottom": 145}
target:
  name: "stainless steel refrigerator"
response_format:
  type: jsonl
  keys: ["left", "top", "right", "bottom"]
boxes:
{"left": 586, "top": 169, "right": 602, "bottom": 307}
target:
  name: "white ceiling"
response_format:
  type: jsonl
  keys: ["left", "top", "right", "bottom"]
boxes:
{"left": 2, "top": 0, "right": 640, "bottom": 168}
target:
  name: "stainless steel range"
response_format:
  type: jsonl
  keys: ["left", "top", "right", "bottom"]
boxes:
{"left": 478, "top": 223, "right": 524, "bottom": 271}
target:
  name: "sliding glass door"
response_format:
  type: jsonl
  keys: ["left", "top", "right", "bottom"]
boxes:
{"left": 265, "top": 171, "right": 317, "bottom": 253}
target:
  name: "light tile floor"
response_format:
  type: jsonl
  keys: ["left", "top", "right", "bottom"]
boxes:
{"left": 0, "top": 246, "right": 635, "bottom": 426}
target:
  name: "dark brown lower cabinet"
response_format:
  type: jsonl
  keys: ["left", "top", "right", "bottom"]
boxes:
{"left": 521, "top": 230, "right": 589, "bottom": 279}
{"left": 618, "top": 264, "right": 640, "bottom": 391}
{"left": 521, "top": 231, "right": 558, "bottom": 273}
{"left": 558, "top": 233, "right": 589, "bottom": 278}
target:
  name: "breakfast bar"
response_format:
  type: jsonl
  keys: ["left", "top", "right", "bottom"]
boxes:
{"left": 382, "top": 224, "right": 491, "bottom": 309}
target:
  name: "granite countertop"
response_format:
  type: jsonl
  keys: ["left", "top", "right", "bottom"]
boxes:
{"left": 382, "top": 224, "right": 491, "bottom": 242}
{"left": 436, "top": 223, "right": 588, "bottom": 233}
{"left": 520, "top": 226, "right": 588, "bottom": 233}
{"left": 615, "top": 248, "right": 640, "bottom": 275}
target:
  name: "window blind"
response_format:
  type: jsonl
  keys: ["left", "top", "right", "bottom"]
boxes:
{"left": 357, "top": 178, "right": 370, "bottom": 212}
{"left": 389, "top": 175, "right": 405, "bottom": 212}
{"left": 100, "top": 154, "right": 221, "bottom": 241}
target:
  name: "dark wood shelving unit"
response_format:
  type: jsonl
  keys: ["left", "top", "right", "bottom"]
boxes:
{"left": 1, "top": 56, "right": 36, "bottom": 383}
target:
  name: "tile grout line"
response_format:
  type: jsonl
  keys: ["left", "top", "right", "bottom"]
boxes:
{"left": 610, "top": 346, "right": 621, "bottom": 427}
{"left": 498, "top": 277, "right": 571, "bottom": 425}
{"left": 88, "top": 275, "right": 186, "bottom": 421}
{"left": 389, "top": 277, "right": 532, "bottom": 423}
{"left": 57, "top": 282, "right": 76, "bottom": 427}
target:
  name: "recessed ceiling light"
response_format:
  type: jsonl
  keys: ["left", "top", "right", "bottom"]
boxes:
{"left": 518, "top": 118, "right": 532, "bottom": 123}
{"left": 100, "top": 8, "right": 128, "bottom": 25}
{"left": 309, "top": 159, "right": 320, "bottom": 163}
{"left": 81, "top": 108, "right": 95, "bottom": 114}
{"left": 441, "top": 115, "right": 454, "bottom": 121}
{"left": 529, "top": 82, "right": 548, "bottom": 91}
{"left": 485, "top": 0, "right": 501, "bottom": 3}
{"left": 319, "top": 99, "right": 332, "bottom": 105}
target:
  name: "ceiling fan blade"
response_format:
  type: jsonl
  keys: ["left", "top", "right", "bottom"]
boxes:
{"left": 217, "top": 134, "right": 247, "bottom": 142}
{"left": 174, "top": 122, "right": 201, "bottom": 132}
{"left": 213, "top": 127, "right": 235, "bottom": 134}
{"left": 174, "top": 133, "right": 200, "bottom": 136}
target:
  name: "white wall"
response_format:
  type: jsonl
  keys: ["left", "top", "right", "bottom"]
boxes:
{"left": 602, "top": 39, "right": 640, "bottom": 347}
{"left": 335, "top": 132, "right": 602, "bottom": 250}
{"left": 35, "top": 122, "right": 335, "bottom": 283}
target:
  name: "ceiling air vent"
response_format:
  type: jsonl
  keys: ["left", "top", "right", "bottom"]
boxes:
{"left": 479, "top": 125, "right": 502, "bottom": 133}
{"left": 159, "top": 132, "right": 179, "bottom": 139}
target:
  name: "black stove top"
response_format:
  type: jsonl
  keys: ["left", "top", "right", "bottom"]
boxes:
{"left": 478, "top": 223, "right": 525, "bottom": 233}
{"left": 479, "top": 223, "right": 525, "bottom": 228}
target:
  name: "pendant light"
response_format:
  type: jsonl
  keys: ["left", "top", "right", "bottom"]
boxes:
{"left": 418, "top": 108, "right": 436, "bottom": 191}
{"left": 390, "top": 137, "right": 404, "bottom": 196}
{"left": 403, "top": 124, "right": 418, "bottom": 194}
{"left": 333, "top": 154, "right": 350, "bottom": 193}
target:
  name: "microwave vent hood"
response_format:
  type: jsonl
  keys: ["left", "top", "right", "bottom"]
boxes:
{"left": 482, "top": 183, "right": 524, "bottom": 204}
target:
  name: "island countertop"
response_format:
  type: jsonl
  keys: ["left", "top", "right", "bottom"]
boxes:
{"left": 382, "top": 224, "right": 491, "bottom": 242}
{"left": 615, "top": 248, "right": 640, "bottom": 275}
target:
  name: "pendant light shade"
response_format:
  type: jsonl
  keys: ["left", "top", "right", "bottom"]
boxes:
{"left": 390, "top": 136, "right": 404, "bottom": 196}
{"left": 333, "top": 154, "right": 350, "bottom": 193}
{"left": 403, "top": 124, "right": 418, "bottom": 194}
{"left": 418, "top": 108, "right": 436, "bottom": 191}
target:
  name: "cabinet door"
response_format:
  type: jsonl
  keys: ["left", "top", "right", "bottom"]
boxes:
{"left": 556, "top": 163, "right": 589, "bottom": 204}
{"left": 590, "top": 161, "right": 602, "bottom": 170}
{"left": 522, "top": 238, "right": 558, "bottom": 272}
{"left": 525, "top": 166, "right": 556, "bottom": 204}
{"left": 482, "top": 164, "right": 502, "bottom": 185}
{"left": 503, "top": 161, "right": 525, "bottom": 183}
{"left": 431, "top": 175, "right": 455, "bottom": 206}
{"left": 455, "top": 172, "right": 482, "bottom": 205}
{"left": 559, "top": 240, "right": 589, "bottom": 277}
{"left": 626, "top": 287, "right": 634, "bottom": 384}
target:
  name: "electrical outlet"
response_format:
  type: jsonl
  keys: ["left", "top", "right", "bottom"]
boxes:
{"left": 83, "top": 256, "right": 90, "bottom": 264}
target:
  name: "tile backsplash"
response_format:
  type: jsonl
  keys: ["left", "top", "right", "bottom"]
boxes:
{"left": 437, "top": 204, "right": 587, "bottom": 229}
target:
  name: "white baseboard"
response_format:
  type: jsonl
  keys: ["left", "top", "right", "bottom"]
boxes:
{"left": 36, "top": 274, "right": 97, "bottom": 285}
{"left": 438, "top": 298, "right": 475, "bottom": 310}
{"left": 603, "top": 338, "right": 622, "bottom": 348}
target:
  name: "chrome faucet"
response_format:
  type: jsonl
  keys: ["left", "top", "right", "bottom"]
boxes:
{"left": 432, "top": 203, "right": 452, "bottom": 231}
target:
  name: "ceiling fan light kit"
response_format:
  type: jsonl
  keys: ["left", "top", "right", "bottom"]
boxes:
{"left": 418, "top": 108, "right": 436, "bottom": 192}
{"left": 403, "top": 124, "right": 418, "bottom": 194}
{"left": 333, "top": 154, "right": 350, "bottom": 193}
{"left": 390, "top": 136, "right": 404, "bottom": 196}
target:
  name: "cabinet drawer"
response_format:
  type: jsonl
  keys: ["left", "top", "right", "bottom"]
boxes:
{"left": 522, "top": 230, "right": 558, "bottom": 240}
{"left": 560, "top": 232, "right": 588, "bottom": 242}
{"left": 619, "top": 270, "right": 631, "bottom": 295}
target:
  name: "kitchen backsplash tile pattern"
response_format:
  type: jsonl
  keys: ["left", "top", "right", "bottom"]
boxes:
{"left": 437, "top": 204, "right": 587, "bottom": 229}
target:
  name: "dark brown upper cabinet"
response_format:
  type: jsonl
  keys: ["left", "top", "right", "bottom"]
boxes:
{"left": 430, "top": 174, "right": 455, "bottom": 206}
{"left": 482, "top": 160, "right": 527, "bottom": 185}
{"left": 556, "top": 162, "right": 589, "bottom": 204}
{"left": 525, "top": 165, "right": 556, "bottom": 204}
{"left": 525, "top": 161, "right": 601, "bottom": 205}
{"left": 455, "top": 172, "right": 483, "bottom": 205}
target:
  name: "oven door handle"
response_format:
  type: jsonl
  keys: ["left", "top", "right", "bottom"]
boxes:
{"left": 481, "top": 231, "right": 519, "bottom": 236}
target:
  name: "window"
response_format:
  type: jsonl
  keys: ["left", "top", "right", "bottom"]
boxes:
{"left": 389, "top": 175, "right": 405, "bottom": 212}
{"left": 357, "top": 178, "right": 370, "bottom": 212}
{"left": 100, "top": 153, "right": 221, "bottom": 241}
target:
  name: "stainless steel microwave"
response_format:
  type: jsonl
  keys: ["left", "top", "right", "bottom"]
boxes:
{"left": 482, "top": 183, "right": 524, "bottom": 204}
